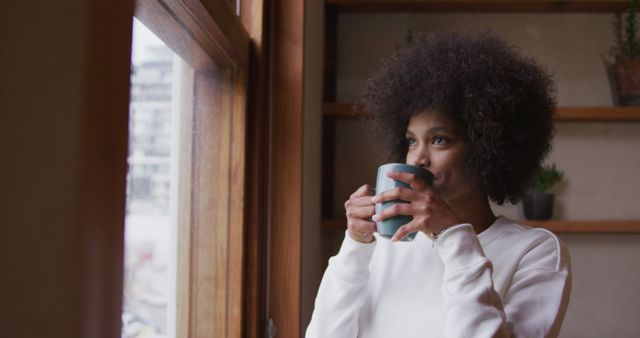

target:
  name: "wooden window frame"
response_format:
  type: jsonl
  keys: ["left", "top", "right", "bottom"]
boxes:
{"left": 240, "top": 0, "right": 304, "bottom": 336}
{"left": 71, "top": 0, "right": 302, "bottom": 336}
{"left": 133, "top": 0, "right": 249, "bottom": 336}
{"left": 267, "top": 0, "right": 304, "bottom": 335}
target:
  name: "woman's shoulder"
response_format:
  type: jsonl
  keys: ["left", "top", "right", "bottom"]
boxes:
{"left": 488, "top": 217, "right": 570, "bottom": 274}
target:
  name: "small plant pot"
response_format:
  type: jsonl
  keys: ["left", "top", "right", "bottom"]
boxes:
{"left": 523, "top": 192, "right": 554, "bottom": 221}
{"left": 612, "top": 59, "right": 640, "bottom": 106}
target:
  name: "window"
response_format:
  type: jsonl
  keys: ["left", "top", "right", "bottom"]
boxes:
{"left": 124, "top": 1, "right": 249, "bottom": 337}
{"left": 123, "top": 18, "right": 190, "bottom": 338}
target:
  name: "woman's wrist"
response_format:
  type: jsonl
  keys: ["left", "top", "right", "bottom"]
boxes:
{"left": 348, "top": 229, "right": 375, "bottom": 243}
{"left": 424, "top": 217, "right": 461, "bottom": 242}
{"left": 425, "top": 224, "right": 457, "bottom": 241}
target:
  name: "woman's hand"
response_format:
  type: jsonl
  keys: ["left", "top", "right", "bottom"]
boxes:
{"left": 345, "top": 184, "right": 377, "bottom": 243}
{"left": 371, "top": 171, "right": 460, "bottom": 241}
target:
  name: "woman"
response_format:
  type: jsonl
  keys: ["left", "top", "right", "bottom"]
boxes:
{"left": 306, "top": 32, "right": 571, "bottom": 338}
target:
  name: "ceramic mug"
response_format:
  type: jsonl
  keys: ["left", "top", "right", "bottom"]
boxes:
{"left": 375, "top": 163, "right": 434, "bottom": 241}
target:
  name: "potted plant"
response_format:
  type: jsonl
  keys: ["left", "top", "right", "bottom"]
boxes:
{"left": 523, "top": 164, "right": 564, "bottom": 220}
{"left": 611, "top": 0, "right": 640, "bottom": 105}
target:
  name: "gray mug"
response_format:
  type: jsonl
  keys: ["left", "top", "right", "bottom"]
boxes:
{"left": 375, "top": 163, "right": 434, "bottom": 241}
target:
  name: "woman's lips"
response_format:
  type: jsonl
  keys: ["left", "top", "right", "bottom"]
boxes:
{"left": 428, "top": 173, "right": 440, "bottom": 185}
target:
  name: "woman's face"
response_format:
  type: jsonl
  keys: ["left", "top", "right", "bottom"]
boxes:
{"left": 405, "top": 110, "right": 476, "bottom": 205}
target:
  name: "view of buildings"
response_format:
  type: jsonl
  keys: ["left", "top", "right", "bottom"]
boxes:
{"left": 122, "top": 19, "right": 177, "bottom": 338}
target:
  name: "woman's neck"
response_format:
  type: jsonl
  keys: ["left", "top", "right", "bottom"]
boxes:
{"left": 449, "top": 190, "right": 496, "bottom": 234}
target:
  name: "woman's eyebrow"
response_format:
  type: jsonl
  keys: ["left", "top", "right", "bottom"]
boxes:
{"left": 428, "top": 126, "right": 449, "bottom": 133}
{"left": 431, "top": 125, "right": 467, "bottom": 136}
{"left": 407, "top": 125, "right": 459, "bottom": 136}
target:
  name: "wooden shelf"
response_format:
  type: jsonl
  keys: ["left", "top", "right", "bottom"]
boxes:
{"left": 523, "top": 220, "right": 640, "bottom": 232}
{"left": 321, "top": 2, "right": 640, "bottom": 237}
{"left": 322, "top": 218, "right": 640, "bottom": 233}
{"left": 323, "top": 103, "right": 640, "bottom": 122}
{"left": 324, "top": 102, "right": 365, "bottom": 118}
{"left": 323, "top": 218, "right": 350, "bottom": 231}
{"left": 555, "top": 107, "right": 640, "bottom": 121}
{"left": 327, "top": 0, "right": 631, "bottom": 12}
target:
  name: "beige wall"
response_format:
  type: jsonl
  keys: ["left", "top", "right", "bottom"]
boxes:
{"left": 322, "top": 12, "right": 640, "bottom": 337}
{"left": 558, "top": 233, "right": 640, "bottom": 337}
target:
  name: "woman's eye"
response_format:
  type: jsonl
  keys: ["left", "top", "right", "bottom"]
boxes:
{"left": 407, "top": 138, "right": 416, "bottom": 146}
{"left": 432, "top": 136, "right": 449, "bottom": 145}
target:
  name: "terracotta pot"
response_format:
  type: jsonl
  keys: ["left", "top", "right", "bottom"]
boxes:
{"left": 523, "top": 192, "right": 554, "bottom": 221}
{"left": 612, "top": 59, "right": 640, "bottom": 106}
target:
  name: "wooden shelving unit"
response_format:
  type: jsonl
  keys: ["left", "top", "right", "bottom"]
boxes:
{"left": 554, "top": 107, "right": 640, "bottom": 121}
{"left": 523, "top": 220, "right": 640, "bottom": 233}
{"left": 323, "top": 102, "right": 640, "bottom": 122}
{"left": 323, "top": 102, "right": 364, "bottom": 118}
{"left": 322, "top": 218, "right": 640, "bottom": 233}
{"left": 327, "top": 0, "right": 631, "bottom": 12}
{"left": 321, "top": 0, "right": 640, "bottom": 234}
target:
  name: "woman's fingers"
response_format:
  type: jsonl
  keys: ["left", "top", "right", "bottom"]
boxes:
{"left": 371, "top": 186, "right": 425, "bottom": 204}
{"left": 346, "top": 204, "right": 375, "bottom": 219}
{"left": 351, "top": 184, "right": 374, "bottom": 198}
{"left": 386, "top": 171, "right": 431, "bottom": 191}
{"left": 349, "top": 195, "right": 376, "bottom": 207}
{"left": 390, "top": 221, "right": 420, "bottom": 242}
{"left": 345, "top": 185, "right": 375, "bottom": 215}
{"left": 347, "top": 218, "right": 377, "bottom": 233}
{"left": 372, "top": 202, "right": 413, "bottom": 222}
{"left": 362, "top": 173, "right": 459, "bottom": 242}
{"left": 345, "top": 184, "right": 377, "bottom": 243}
{"left": 347, "top": 219, "right": 377, "bottom": 243}
{"left": 345, "top": 195, "right": 375, "bottom": 221}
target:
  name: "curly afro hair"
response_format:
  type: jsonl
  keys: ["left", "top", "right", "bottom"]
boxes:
{"left": 360, "top": 31, "right": 556, "bottom": 205}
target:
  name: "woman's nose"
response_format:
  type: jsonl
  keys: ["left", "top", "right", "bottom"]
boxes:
{"left": 407, "top": 146, "right": 429, "bottom": 168}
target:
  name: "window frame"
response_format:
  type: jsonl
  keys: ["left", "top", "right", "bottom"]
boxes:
{"left": 133, "top": 0, "right": 249, "bottom": 336}
{"left": 3, "top": 0, "right": 304, "bottom": 337}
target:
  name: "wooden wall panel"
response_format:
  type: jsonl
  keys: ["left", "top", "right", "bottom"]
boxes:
{"left": 77, "top": 1, "right": 133, "bottom": 337}
{"left": 269, "top": 0, "right": 304, "bottom": 336}
{"left": 240, "top": 0, "right": 269, "bottom": 337}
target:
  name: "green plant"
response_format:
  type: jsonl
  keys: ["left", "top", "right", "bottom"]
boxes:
{"left": 530, "top": 163, "right": 564, "bottom": 192}
{"left": 612, "top": 0, "right": 640, "bottom": 62}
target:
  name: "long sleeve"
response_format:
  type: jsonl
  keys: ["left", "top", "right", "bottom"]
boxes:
{"left": 501, "top": 230, "right": 571, "bottom": 338}
{"left": 437, "top": 224, "right": 571, "bottom": 338}
{"left": 305, "top": 231, "right": 376, "bottom": 338}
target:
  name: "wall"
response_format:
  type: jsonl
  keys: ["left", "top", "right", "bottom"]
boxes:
{"left": 329, "top": 13, "right": 640, "bottom": 338}
{"left": 0, "top": 2, "right": 131, "bottom": 338}
{"left": 301, "top": 0, "right": 325, "bottom": 333}
{"left": 0, "top": 4, "right": 85, "bottom": 335}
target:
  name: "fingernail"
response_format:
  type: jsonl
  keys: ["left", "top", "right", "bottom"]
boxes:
{"left": 372, "top": 214, "right": 380, "bottom": 221}
{"left": 371, "top": 196, "right": 380, "bottom": 203}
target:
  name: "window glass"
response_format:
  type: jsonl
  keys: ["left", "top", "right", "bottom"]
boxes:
{"left": 122, "top": 0, "right": 249, "bottom": 334}
{"left": 122, "top": 18, "right": 193, "bottom": 338}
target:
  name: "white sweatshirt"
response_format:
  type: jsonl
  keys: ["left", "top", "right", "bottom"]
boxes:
{"left": 306, "top": 216, "right": 571, "bottom": 338}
